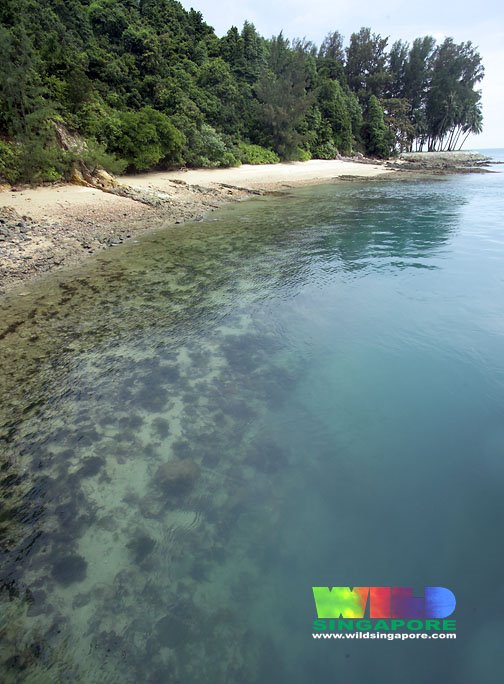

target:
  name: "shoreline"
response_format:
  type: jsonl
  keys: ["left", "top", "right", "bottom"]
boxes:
{"left": 0, "top": 154, "right": 491, "bottom": 297}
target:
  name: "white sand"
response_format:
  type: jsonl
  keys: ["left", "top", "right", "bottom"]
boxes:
{"left": 0, "top": 160, "right": 389, "bottom": 222}
{"left": 122, "top": 158, "right": 389, "bottom": 191}
{"left": 0, "top": 184, "right": 143, "bottom": 223}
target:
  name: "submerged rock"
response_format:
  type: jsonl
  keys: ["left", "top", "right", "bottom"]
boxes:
{"left": 51, "top": 554, "right": 87, "bottom": 586}
{"left": 78, "top": 456, "right": 104, "bottom": 478}
{"left": 155, "top": 459, "right": 200, "bottom": 495}
{"left": 151, "top": 417, "right": 170, "bottom": 439}
{"left": 118, "top": 414, "right": 144, "bottom": 430}
{"left": 155, "top": 613, "right": 189, "bottom": 648}
{"left": 126, "top": 533, "right": 156, "bottom": 564}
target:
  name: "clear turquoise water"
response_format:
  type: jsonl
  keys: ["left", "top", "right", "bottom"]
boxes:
{"left": 1, "top": 159, "right": 504, "bottom": 682}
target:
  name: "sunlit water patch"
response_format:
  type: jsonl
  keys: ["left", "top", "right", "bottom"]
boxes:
{"left": 1, "top": 172, "right": 504, "bottom": 683}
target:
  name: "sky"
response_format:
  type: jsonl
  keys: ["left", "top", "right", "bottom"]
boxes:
{"left": 180, "top": 0, "right": 504, "bottom": 148}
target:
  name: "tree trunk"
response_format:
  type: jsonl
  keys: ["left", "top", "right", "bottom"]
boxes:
{"left": 459, "top": 130, "right": 471, "bottom": 150}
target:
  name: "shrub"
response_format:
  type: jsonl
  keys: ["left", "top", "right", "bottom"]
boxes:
{"left": 0, "top": 134, "right": 68, "bottom": 184}
{"left": 0, "top": 134, "right": 126, "bottom": 184}
{"left": 311, "top": 141, "right": 339, "bottom": 160}
{"left": 295, "top": 148, "right": 311, "bottom": 161}
{"left": 222, "top": 151, "right": 241, "bottom": 167}
{"left": 17, "top": 138, "right": 67, "bottom": 182}
{"left": 185, "top": 124, "right": 239, "bottom": 168}
{"left": 107, "top": 107, "right": 185, "bottom": 172}
{"left": 238, "top": 142, "right": 280, "bottom": 165}
{"left": 0, "top": 140, "right": 20, "bottom": 183}
{"left": 81, "top": 139, "right": 127, "bottom": 175}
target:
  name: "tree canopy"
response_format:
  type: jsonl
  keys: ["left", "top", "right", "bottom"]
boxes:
{"left": 0, "top": 0, "right": 485, "bottom": 183}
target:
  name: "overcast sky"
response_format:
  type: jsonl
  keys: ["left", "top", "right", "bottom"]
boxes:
{"left": 180, "top": 0, "right": 503, "bottom": 148}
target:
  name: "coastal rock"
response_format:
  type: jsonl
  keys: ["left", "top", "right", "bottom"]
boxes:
{"left": 94, "top": 169, "right": 118, "bottom": 189}
{"left": 70, "top": 167, "right": 93, "bottom": 188}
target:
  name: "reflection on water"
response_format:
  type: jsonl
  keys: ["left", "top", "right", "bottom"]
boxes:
{"left": 1, "top": 177, "right": 503, "bottom": 682}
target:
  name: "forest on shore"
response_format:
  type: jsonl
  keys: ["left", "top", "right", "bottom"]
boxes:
{"left": 0, "top": 0, "right": 484, "bottom": 183}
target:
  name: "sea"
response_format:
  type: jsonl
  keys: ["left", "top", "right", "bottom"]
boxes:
{"left": 0, "top": 149, "right": 503, "bottom": 683}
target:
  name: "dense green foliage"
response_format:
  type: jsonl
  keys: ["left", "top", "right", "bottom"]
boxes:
{"left": 0, "top": 0, "right": 484, "bottom": 183}
{"left": 238, "top": 143, "right": 279, "bottom": 165}
{"left": 362, "top": 94, "right": 393, "bottom": 158}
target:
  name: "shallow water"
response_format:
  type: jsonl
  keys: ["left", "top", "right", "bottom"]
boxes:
{"left": 1, "top": 164, "right": 504, "bottom": 683}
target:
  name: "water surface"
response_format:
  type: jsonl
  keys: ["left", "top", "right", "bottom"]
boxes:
{"left": 1, "top": 165, "right": 504, "bottom": 683}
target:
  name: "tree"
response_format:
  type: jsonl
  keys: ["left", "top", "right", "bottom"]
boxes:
{"left": 383, "top": 98, "right": 415, "bottom": 152}
{"left": 253, "top": 34, "right": 312, "bottom": 158}
{"left": 426, "top": 38, "right": 484, "bottom": 151}
{"left": 346, "top": 27, "right": 389, "bottom": 101}
{"left": 197, "top": 58, "right": 242, "bottom": 134}
{"left": 318, "top": 31, "right": 346, "bottom": 82}
{"left": 241, "top": 22, "right": 266, "bottom": 83}
{"left": 362, "top": 95, "right": 393, "bottom": 158}
{"left": 0, "top": 2, "right": 487, "bottom": 182}
{"left": 317, "top": 79, "right": 354, "bottom": 154}
{"left": 387, "top": 40, "right": 409, "bottom": 99}
{"left": 0, "top": 23, "right": 47, "bottom": 137}
{"left": 403, "top": 36, "right": 436, "bottom": 150}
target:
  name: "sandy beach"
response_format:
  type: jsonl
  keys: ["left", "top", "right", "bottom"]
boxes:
{"left": 0, "top": 159, "right": 391, "bottom": 295}
{"left": 0, "top": 153, "right": 490, "bottom": 295}
{"left": 121, "top": 158, "right": 389, "bottom": 191}
{"left": 0, "top": 159, "right": 388, "bottom": 222}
